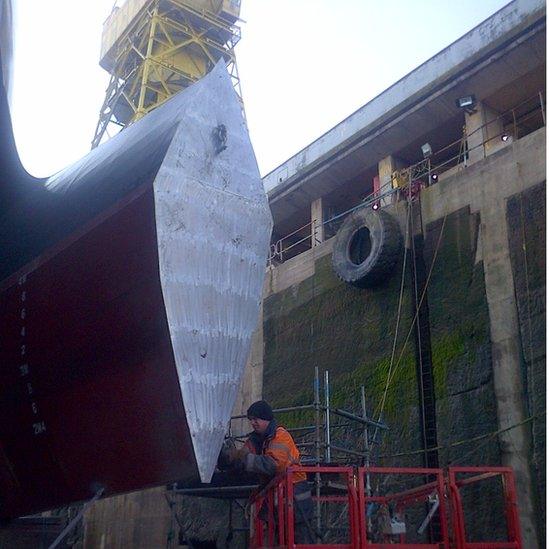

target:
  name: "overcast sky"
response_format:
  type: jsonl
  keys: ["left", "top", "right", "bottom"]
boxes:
{"left": 11, "top": 0, "right": 511, "bottom": 178}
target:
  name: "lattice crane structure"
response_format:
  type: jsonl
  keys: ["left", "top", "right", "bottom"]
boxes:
{"left": 92, "top": 0, "right": 242, "bottom": 148}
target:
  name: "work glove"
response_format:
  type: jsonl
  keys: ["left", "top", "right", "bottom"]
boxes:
{"left": 226, "top": 445, "right": 250, "bottom": 463}
{"left": 217, "top": 439, "right": 249, "bottom": 470}
{"left": 217, "top": 439, "right": 235, "bottom": 470}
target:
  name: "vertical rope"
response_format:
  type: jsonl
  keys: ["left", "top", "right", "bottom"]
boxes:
{"left": 374, "top": 204, "right": 411, "bottom": 441}
{"left": 409, "top": 187, "right": 429, "bottom": 462}
{"left": 381, "top": 212, "right": 447, "bottom": 404}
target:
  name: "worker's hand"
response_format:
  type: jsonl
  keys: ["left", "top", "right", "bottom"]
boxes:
{"left": 226, "top": 445, "right": 249, "bottom": 463}
{"left": 218, "top": 439, "right": 249, "bottom": 470}
{"left": 217, "top": 439, "right": 237, "bottom": 470}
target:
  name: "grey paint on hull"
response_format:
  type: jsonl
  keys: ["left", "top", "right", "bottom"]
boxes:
{"left": 152, "top": 65, "right": 272, "bottom": 481}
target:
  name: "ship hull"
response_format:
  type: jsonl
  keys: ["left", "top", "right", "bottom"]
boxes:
{"left": 0, "top": 187, "right": 197, "bottom": 518}
{"left": 0, "top": 22, "right": 272, "bottom": 516}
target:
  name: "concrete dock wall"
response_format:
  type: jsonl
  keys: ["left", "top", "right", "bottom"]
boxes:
{"left": 261, "top": 127, "right": 545, "bottom": 546}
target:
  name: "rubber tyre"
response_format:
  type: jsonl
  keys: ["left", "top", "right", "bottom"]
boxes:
{"left": 332, "top": 209, "right": 402, "bottom": 288}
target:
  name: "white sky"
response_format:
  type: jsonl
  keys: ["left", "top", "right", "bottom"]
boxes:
{"left": 11, "top": 0, "right": 511, "bottom": 178}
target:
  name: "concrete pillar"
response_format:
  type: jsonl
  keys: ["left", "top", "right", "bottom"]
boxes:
{"left": 378, "top": 155, "right": 405, "bottom": 205}
{"left": 483, "top": 105, "right": 508, "bottom": 156}
{"left": 480, "top": 194, "right": 539, "bottom": 547}
{"left": 465, "top": 102, "right": 511, "bottom": 165}
{"left": 311, "top": 197, "right": 324, "bottom": 246}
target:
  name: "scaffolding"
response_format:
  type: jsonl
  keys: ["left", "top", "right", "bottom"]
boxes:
{"left": 167, "top": 368, "right": 523, "bottom": 547}
{"left": 169, "top": 367, "right": 389, "bottom": 546}
{"left": 91, "top": 0, "right": 242, "bottom": 149}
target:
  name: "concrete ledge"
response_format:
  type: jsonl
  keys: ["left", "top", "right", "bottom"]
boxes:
{"left": 264, "top": 237, "right": 334, "bottom": 297}
{"left": 264, "top": 0, "right": 545, "bottom": 196}
{"left": 265, "top": 127, "right": 545, "bottom": 297}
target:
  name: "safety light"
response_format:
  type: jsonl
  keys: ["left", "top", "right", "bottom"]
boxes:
{"left": 501, "top": 133, "right": 510, "bottom": 142}
{"left": 455, "top": 94, "right": 476, "bottom": 111}
{"left": 431, "top": 173, "right": 438, "bottom": 182}
{"left": 421, "top": 143, "right": 432, "bottom": 158}
{"left": 372, "top": 202, "right": 380, "bottom": 211}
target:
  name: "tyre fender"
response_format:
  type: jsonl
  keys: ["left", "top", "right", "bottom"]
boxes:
{"left": 331, "top": 208, "right": 402, "bottom": 288}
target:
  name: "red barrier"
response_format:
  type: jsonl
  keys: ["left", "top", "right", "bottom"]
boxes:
{"left": 448, "top": 467, "right": 522, "bottom": 549}
{"left": 249, "top": 466, "right": 522, "bottom": 549}
{"left": 357, "top": 467, "right": 449, "bottom": 548}
{"left": 250, "top": 466, "right": 359, "bottom": 548}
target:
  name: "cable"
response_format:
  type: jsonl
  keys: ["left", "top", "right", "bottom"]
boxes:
{"left": 409, "top": 181, "right": 430, "bottom": 461}
{"left": 373, "top": 203, "right": 411, "bottom": 441}
{"left": 380, "top": 211, "right": 447, "bottom": 406}
{"left": 373, "top": 174, "right": 448, "bottom": 428}
{"left": 378, "top": 411, "right": 545, "bottom": 462}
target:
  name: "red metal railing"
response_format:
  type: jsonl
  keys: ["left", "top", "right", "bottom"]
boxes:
{"left": 249, "top": 466, "right": 522, "bottom": 549}
{"left": 250, "top": 466, "right": 360, "bottom": 548}
{"left": 357, "top": 467, "right": 449, "bottom": 549}
{"left": 448, "top": 467, "right": 522, "bottom": 549}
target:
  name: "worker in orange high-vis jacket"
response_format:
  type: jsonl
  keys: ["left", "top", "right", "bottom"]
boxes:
{"left": 226, "top": 400, "right": 314, "bottom": 543}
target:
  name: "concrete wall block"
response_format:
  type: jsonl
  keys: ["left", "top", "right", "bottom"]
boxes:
{"left": 265, "top": 238, "right": 333, "bottom": 296}
{"left": 506, "top": 181, "right": 546, "bottom": 543}
{"left": 420, "top": 127, "right": 545, "bottom": 224}
{"left": 311, "top": 197, "right": 325, "bottom": 246}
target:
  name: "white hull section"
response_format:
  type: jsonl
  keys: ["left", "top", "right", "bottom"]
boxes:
{"left": 153, "top": 63, "right": 272, "bottom": 482}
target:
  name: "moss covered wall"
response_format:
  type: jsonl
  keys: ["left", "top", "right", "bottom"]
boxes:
{"left": 264, "top": 239, "right": 418, "bottom": 448}
{"left": 262, "top": 129, "right": 546, "bottom": 545}
{"left": 507, "top": 181, "right": 546, "bottom": 542}
{"left": 422, "top": 208, "right": 499, "bottom": 467}
{"left": 263, "top": 205, "right": 498, "bottom": 470}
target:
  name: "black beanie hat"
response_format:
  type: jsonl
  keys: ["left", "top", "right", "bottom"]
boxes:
{"left": 247, "top": 400, "right": 274, "bottom": 421}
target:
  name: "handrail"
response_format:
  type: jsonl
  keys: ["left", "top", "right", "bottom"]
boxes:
{"left": 248, "top": 466, "right": 522, "bottom": 548}
{"left": 403, "top": 93, "right": 545, "bottom": 184}
{"left": 268, "top": 181, "right": 396, "bottom": 264}
{"left": 268, "top": 91, "right": 545, "bottom": 266}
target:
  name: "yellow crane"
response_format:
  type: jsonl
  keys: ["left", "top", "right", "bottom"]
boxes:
{"left": 92, "top": 0, "right": 242, "bottom": 148}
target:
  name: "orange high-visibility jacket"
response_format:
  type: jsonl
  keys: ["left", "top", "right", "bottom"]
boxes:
{"left": 243, "top": 423, "right": 307, "bottom": 484}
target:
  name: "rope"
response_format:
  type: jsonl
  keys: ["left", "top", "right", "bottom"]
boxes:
{"left": 408, "top": 182, "right": 430, "bottom": 459}
{"left": 373, "top": 204, "right": 411, "bottom": 441}
{"left": 373, "top": 179, "right": 448, "bottom": 427}
{"left": 378, "top": 411, "right": 545, "bottom": 462}
{"left": 380, "top": 211, "right": 447, "bottom": 401}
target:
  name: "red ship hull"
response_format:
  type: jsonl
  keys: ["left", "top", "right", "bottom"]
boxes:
{"left": 0, "top": 187, "right": 198, "bottom": 517}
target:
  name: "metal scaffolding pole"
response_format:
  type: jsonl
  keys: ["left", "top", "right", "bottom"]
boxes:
{"left": 324, "top": 371, "right": 331, "bottom": 463}
{"left": 314, "top": 367, "right": 322, "bottom": 537}
{"left": 170, "top": 369, "right": 389, "bottom": 545}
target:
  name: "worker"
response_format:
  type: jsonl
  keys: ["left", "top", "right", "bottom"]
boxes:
{"left": 224, "top": 400, "right": 314, "bottom": 543}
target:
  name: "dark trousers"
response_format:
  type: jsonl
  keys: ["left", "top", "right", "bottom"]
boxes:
{"left": 293, "top": 481, "right": 314, "bottom": 543}
{"left": 258, "top": 481, "right": 315, "bottom": 544}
